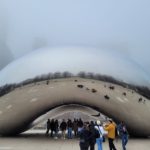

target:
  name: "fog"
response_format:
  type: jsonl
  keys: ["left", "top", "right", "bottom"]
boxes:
{"left": 0, "top": 47, "right": 150, "bottom": 87}
{"left": 0, "top": 0, "right": 150, "bottom": 84}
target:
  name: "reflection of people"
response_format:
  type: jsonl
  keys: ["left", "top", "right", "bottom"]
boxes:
{"left": 104, "top": 119, "right": 117, "bottom": 150}
{"left": 46, "top": 119, "right": 51, "bottom": 136}
{"left": 118, "top": 121, "right": 128, "bottom": 150}
{"left": 79, "top": 123, "right": 90, "bottom": 150}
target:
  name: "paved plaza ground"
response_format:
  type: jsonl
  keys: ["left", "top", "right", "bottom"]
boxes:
{"left": 0, "top": 130, "right": 150, "bottom": 150}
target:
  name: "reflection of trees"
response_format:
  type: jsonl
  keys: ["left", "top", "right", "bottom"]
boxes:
{"left": 53, "top": 72, "right": 62, "bottom": 79}
{"left": 62, "top": 71, "right": 73, "bottom": 78}
{"left": 78, "top": 71, "right": 86, "bottom": 78}
{"left": 0, "top": 71, "right": 150, "bottom": 100}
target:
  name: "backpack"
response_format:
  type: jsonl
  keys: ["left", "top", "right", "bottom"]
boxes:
{"left": 95, "top": 129, "right": 100, "bottom": 138}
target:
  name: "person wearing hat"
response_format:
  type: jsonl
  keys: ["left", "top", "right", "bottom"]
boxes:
{"left": 94, "top": 120, "right": 105, "bottom": 150}
{"left": 104, "top": 119, "right": 117, "bottom": 150}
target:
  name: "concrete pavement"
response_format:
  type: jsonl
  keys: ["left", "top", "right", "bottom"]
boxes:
{"left": 0, "top": 131, "right": 150, "bottom": 150}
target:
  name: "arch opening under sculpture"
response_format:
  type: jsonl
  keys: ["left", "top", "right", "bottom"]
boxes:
{"left": 0, "top": 77, "right": 150, "bottom": 137}
{"left": 31, "top": 104, "right": 106, "bottom": 127}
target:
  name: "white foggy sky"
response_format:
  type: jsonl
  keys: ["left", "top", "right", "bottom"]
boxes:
{"left": 0, "top": 0, "right": 150, "bottom": 85}
{"left": 0, "top": 47, "right": 150, "bottom": 86}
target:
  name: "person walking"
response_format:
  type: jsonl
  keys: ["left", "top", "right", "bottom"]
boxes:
{"left": 104, "top": 119, "right": 117, "bottom": 150}
{"left": 118, "top": 121, "right": 129, "bottom": 150}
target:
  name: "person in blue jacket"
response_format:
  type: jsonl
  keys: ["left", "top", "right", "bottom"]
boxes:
{"left": 118, "top": 121, "right": 129, "bottom": 150}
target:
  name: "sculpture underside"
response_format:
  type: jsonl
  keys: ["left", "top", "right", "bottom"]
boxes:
{"left": 0, "top": 77, "right": 150, "bottom": 137}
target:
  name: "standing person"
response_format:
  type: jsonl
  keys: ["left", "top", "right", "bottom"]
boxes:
{"left": 67, "top": 119, "right": 73, "bottom": 139}
{"left": 60, "top": 119, "right": 67, "bottom": 139}
{"left": 79, "top": 123, "right": 91, "bottom": 150}
{"left": 54, "top": 119, "right": 59, "bottom": 139}
{"left": 89, "top": 121, "right": 100, "bottom": 150}
{"left": 95, "top": 120, "right": 104, "bottom": 150}
{"left": 50, "top": 119, "right": 55, "bottom": 137}
{"left": 73, "top": 119, "right": 78, "bottom": 137}
{"left": 46, "top": 119, "right": 51, "bottom": 136}
{"left": 78, "top": 118, "right": 84, "bottom": 134}
{"left": 104, "top": 119, "right": 117, "bottom": 150}
{"left": 118, "top": 121, "right": 128, "bottom": 150}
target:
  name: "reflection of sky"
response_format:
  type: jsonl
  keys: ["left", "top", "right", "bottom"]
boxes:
{"left": 0, "top": 0, "right": 150, "bottom": 85}
{"left": 0, "top": 0, "right": 150, "bottom": 86}
{"left": 0, "top": 47, "right": 149, "bottom": 87}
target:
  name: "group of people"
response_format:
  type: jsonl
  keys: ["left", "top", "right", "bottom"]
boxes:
{"left": 45, "top": 118, "right": 129, "bottom": 150}
{"left": 79, "top": 119, "right": 129, "bottom": 150}
{"left": 45, "top": 118, "right": 84, "bottom": 139}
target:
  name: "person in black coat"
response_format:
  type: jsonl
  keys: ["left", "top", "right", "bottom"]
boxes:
{"left": 50, "top": 119, "right": 55, "bottom": 137}
{"left": 78, "top": 118, "right": 84, "bottom": 135}
{"left": 79, "top": 123, "right": 91, "bottom": 150}
{"left": 46, "top": 119, "right": 51, "bottom": 136}
{"left": 73, "top": 119, "right": 78, "bottom": 137}
{"left": 60, "top": 119, "right": 67, "bottom": 139}
{"left": 89, "top": 122, "right": 100, "bottom": 150}
{"left": 54, "top": 119, "right": 59, "bottom": 139}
